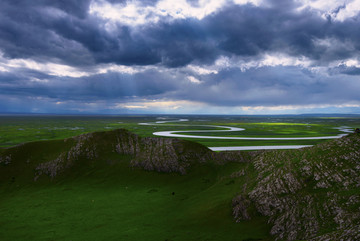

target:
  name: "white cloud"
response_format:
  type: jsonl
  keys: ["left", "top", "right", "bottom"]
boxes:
{"left": 0, "top": 51, "right": 150, "bottom": 77}
{"left": 186, "top": 65, "right": 218, "bottom": 75}
{"left": 29, "top": 77, "right": 49, "bottom": 83}
{"left": 296, "top": 0, "right": 360, "bottom": 22}
{"left": 335, "top": 0, "right": 360, "bottom": 21}
{"left": 203, "top": 54, "right": 313, "bottom": 72}
{"left": 89, "top": 0, "right": 360, "bottom": 26}
{"left": 89, "top": 0, "right": 229, "bottom": 26}
{"left": 233, "top": 0, "right": 264, "bottom": 6}
{"left": 96, "top": 63, "right": 148, "bottom": 75}
{"left": 0, "top": 53, "right": 90, "bottom": 77}
{"left": 342, "top": 59, "right": 360, "bottom": 67}
{"left": 114, "top": 99, "right": 204, "bottom": 111}
{"left": 187, "top": 75, "right": 202, "bottom": 84}
{"left": 90, "top": 0, "right": 154, "bottom": 26}
{"left": 240, "top": 103, "right": 360, "bottom": 114}
{"left": 119, "top": 105, "right": 149, "bottom": 109}
{"left": 297, "top": 0, "right": 348, "bottom": 12}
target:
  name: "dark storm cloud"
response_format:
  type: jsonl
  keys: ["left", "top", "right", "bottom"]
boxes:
{"left": 1, "top": 0, "right": 360, "bottom": 114}
{"left": 0, "top": 68, "right": 179, "bottom": 100}
{"left": 265, "top": 0, "right": 299, "bottom": 10}
{"left": 330, "top": 65, "right": 360, "bottom": 76}
{"left": 1, "top": 1, "right": 360, "bottom": 67}
{"left": 1, "top": 0, "right": 92, "bottom": 18}
{"left": 340, "top": 67, "right": 360, "bottom": 75}
{"left": 0, "top": 0, "right": 94, "bottom": 65}
{"left": 0, "top": 0, "right": 161, "bottom": 66}
{"left": 2, "top": 64, "right": 360, "bottom": 109}
{"left": 165, "top": 66, "right": 360, "bottom": 107}
{"left": 143, "top": 19, "right": 218, "bottom": 67}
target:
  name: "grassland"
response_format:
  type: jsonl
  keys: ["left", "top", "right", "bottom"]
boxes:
{"left": 1, "top": 114, "right": 359, "bottom": 148}
{"left": 1, "top": 118, "right": 360, "bottom": 240}
{"left": 0, "top": 145, "right": 271, "bottom": 241}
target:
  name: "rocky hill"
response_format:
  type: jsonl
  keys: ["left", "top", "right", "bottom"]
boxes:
{"left": 232, "top": 133, "right": 360, "bottom": 240}
{"left": 0, "top": 128, "right": 249, "bottom": 181}
{"left": 0, "top": 129, "right": 208, "bottom": 179}
{"left": 1, "top": 129, "right": 359, "bottom": 240}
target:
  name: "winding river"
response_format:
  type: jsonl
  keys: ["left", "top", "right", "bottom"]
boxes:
{"left": 139, "top": 119, "right": 353, "bottom": 151}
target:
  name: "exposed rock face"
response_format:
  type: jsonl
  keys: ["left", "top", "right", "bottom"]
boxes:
{"left": 32, "top": 129, "right": 252, "bottom": 178}
{"left": 0, "top": 154, "right": 11, "bottom": 165}
{"left": 130, "top": 137, "right": 209, "bottom": 174}
{"left": 1, "top": 129, "right": 251, "bottom": 181}
{"left": 210, "top": 150, "right": 257, "bottom": 165}
{"left": 34, "top": 133, "right": 99, "bottom": 180}
{"left": 233, "top": 133, "right": 360, "bottom": 240}
{"left": 232, "top": 194, "right": 251, "bottom": 221}
{"left": 33, "top": 129, "right": 215, "bottom": 178}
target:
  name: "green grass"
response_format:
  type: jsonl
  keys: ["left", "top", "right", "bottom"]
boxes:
{"left": 0, "top": 154, "right": 271, "bottom": 241}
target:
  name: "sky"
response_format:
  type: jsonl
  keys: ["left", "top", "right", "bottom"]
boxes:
{"left": 1, "top": 0, "right": 360, "bottom": 115}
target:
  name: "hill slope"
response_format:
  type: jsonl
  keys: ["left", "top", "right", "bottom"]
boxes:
{"left": 0, "top": 129, "right": 260, "bottom": 241}
{"left": 0, "top": 128, "right": 250, "bottom": 180}
{"left": 0, "top": 129, "right": 360, "bottom": 240}
{"left": 232, "top": 133, "right": 360, "bottom": 240}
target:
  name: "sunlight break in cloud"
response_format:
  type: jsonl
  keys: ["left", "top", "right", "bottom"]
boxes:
{"left": 0, "top": 53, "right": 89, "bottom": 78}
{"left": 114, "top": 100, "right": 205, "bottom": 112}
{"left": 187, "top": 76, "right": 202, "bottom": 84}
{"left": 0, "top": 52, "right": 149, "bottom": 77}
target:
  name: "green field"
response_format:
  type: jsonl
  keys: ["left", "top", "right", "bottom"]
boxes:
{"left": 0, "top": 136, "right": 271, "bottom": 241}
{"left": 1, "top": 115, "right": 360, "bottom": 240}
{"left": 0, "top": 114, "right": 359, "bottom": 148}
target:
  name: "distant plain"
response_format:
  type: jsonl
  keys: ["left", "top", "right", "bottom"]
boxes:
{"left": 1, "top": 114, "right": 359, "bottom": 148}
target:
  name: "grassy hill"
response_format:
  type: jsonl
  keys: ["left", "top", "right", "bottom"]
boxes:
{"left": 1, "top": 129, "right": 359, "bottom": 240}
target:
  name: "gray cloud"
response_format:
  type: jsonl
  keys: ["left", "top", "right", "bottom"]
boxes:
{"left": 0, "top": 68, "right": 180, "bottom": 100}
{"left": 0, "top": 1, "right": 360, "bottom": 67}
{"left": 330, "top": 65, "right": 360, "bottom": 76}
{"left": 166, "top": 66, "right": 360, "bottom": 107}
{"left": 1, "top": 65, "right": 360, "bottom": 109}
{"left": 1, "top": 0, "right": 360, "bottom": 114}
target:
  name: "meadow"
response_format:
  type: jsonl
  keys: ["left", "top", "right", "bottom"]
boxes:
{"left": 1, "top": 114, "right": 359, "bottom": 148}
{"left": 0, "top": 138, "right": 271, "bottom": 241}
{"left": 1, "top": 114, "right": 360, "bottom": 240}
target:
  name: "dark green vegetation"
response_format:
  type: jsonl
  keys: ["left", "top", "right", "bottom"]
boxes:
{"left": 1, "top": 114, "right": 360, "bottom": 148}
{"left": 1, "top": 127, "right": 360, "bottom": 240}
{"left": 0, "top": 129, "right": 270, "bottom": 241}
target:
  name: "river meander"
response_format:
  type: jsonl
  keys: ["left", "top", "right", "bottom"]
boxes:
{"left": 139, "top": 119, "right": 352, "bottom": 151}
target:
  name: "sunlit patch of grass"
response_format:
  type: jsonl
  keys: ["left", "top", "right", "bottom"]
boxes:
{"left": 250, "top": 122, "right": 318, "bottom": 126}
{"left": 317, "top": 117, "right": 347, "bottom": 119}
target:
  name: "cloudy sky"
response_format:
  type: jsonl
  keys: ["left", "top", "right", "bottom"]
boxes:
{"left": 1, "top": 0, "right": 360, "bottom": 114}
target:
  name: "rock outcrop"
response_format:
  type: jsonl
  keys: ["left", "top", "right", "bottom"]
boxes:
{"left": 32, "top": 129, "right": 214, "bottom": 178}
{"left": 0, "top": 129, "right": 252, "bottom": 181}
{"left": 232, "top": 133, "right": 360, "bottom": 240}
{"left": 31, "top": 129, "right": 252, "bottom": 178}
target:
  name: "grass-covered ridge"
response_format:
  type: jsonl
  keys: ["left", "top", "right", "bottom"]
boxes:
{"left": 1, "top": 128, "right": 360, "bottom": 240}
{"left": 0, "top": 128, "right": 270, "bottom": 241}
